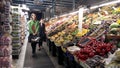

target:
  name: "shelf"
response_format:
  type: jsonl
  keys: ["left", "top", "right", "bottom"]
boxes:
{"left": 12, "top": 48, "right": 21, "bottom": 55}
{"left": 12, "top": 47, "right": 21, "bottom": 50}
{"left": 0, "top": 0, "right": 12, "bottom": 67}
{"left": 12, "top": 41, "right": 20, "bottom": 43}
{"left": 12, "top": 45, "right": 22, "bottom": 50}
{"left": 12, "top": 34, "right": 20, "bottom": 37}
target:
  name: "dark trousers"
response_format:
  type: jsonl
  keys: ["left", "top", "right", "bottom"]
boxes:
{"left": 31, "top": 42, "right": 37, "bottom": 54}
{"left": 38, "top": 38, "right": 44, "bottom": 47}
{"left": 39, "top": 37, "right": 46, "bottom": 47}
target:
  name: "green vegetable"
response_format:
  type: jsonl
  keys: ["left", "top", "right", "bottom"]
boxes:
{"left": 109, "top": 23, "right": 120, "bottom": 29}
{"left": 110, "top": 28, "right": 119, "bottom": 35}
{"left": 72, "top": 29, "right": 79, "bottom": 35}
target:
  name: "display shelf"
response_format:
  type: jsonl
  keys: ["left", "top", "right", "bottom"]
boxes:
{"left": 11, "top": 6, "right": 22, "bottom": 58}
{"left": 45, "top": 1, "right": 120, "bottom": 68}
{"left": 0, "top": 0, "right": 12, "bottom": 67}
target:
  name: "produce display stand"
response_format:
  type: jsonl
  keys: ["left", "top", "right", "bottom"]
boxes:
{"left": 46, "top": 36, "right": 57, "bottom": 57}
{"left": 45, "top": 1, "right": 120, "bottom": 68}
{"left": 63, "top": 52, "right": 77, "bottom": 68}
{"left": 46, "top": 38, "right": 52, "bottom": 52}
{"left": 56, "top": 45, "right": 64, "bottom": 65}
{"left": 11, "top": 6, "right": 22, "bottom": 59}
{"left": 0, "top": 0, "right": 13, "bottom": 67}
{"left": 47, "top": 40, "right": 64, "bottom": 65}
{"left": 51, "top": 41, "right": 57, "bottom": 57}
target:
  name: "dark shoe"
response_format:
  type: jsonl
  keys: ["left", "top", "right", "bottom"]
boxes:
{"left": 38, "top": 48, "right": 41, "bottom": 51}
{"left": 32, "top": 53, "right": 36, "bottom": 57}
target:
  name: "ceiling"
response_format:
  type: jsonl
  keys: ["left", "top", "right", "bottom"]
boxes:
{"left": 12, "top": 0, "right": 114, "bottom": 16}
{"left": 12, "top": 0, "right": 111, "bottom": 10}
{"left": 12, "top": 0, "right": 76, "bottom": 11}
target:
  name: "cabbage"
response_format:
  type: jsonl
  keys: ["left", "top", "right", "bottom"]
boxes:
{"left": 110, "top": 28, "right": 119, "bottom": 34}
{"left": 109, "top": 23, "right": 120, "bottom": 29}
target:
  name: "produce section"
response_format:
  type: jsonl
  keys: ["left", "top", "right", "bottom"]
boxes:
{"left": 46, "top": 1, "right": 120, "bottom": 68}
{"left": 0, "top": 0, "right": 120, "bottom": 68}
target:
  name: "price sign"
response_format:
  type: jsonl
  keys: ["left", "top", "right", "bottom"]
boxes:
{"left": 78, "top": 8, "right": 84, "bottom": 32}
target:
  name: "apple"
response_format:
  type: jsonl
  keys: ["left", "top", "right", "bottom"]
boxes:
{"left": 89, "top": 52, "right": 95, "bottom": 58}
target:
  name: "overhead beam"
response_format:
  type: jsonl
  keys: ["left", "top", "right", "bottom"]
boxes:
{"left": 61, "top": 0, "right": 73, "bottom": 3}
{"left": 43, "top": 1, "right": 73, "bottom": 4}
{"left": 12, "top": 0, "right": 73, "bottom": 6}
{"left": 26, "top": 3, "right": 46, "bottom": 7}
{"left": 13, "top": 0, "right": 73, "bottom": 5}
{"left": 27, "top": 5, "right": 45, "bottom": 8}
{"left": 12, "top": 0, "right": 25, "bottom": 4}
{"left": 28, "top": 6, "right": 46, "bottom": 10}
{"left": 24, "top": 1, "right": 33, "bottom": 3}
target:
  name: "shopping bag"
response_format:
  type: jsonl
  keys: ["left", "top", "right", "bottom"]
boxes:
{"left": 28, "top": 34, "right": 40, "bottom": 43}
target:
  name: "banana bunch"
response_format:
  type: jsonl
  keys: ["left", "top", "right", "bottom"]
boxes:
{"left": 50, "top": 30, "right": 66, "bottom": 41}
{"left": 57, "top": 31, "right": 66, "bottom": 36}
{"left": 66, "top": 34, "right": 73, "bottom": 40}
{"left": 113, "top": 7, "right": 120, "bottom": 14}
{"left": 117, "top": 19, "right": 120, "bottom": 24}
{"left": 116, "top": 7, "right": 120, "bottom": 12}
{"left": 76, "top": 29, "right": 89, "bottom": 37}
{"left": 50, "top": 36, "right": 56, "bottom": 41}
{"left": 54, "top": 36, "right": 64, "bottom": 46}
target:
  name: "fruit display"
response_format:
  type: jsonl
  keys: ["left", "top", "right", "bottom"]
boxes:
{"left": 75, "top": 39, "right": 115, "bottom": 61}
{"left": 47, "top": 13, "right": 89, "bottom": 46}
{"left": 0, "top": 34, "right": 13, "bottom": 67}
{"left": 46, "top": 2, "right": 120, "bottom": 68}
{"left": 0, "top": 0, "right": 12, "bottom": 67}
{"left": 82, "top": 3, "right": 120, "bottom": 34}
{"left": 50, "top": 27, "right": 89, "bottom": 46}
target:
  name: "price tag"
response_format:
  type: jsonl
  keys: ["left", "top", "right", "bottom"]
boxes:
{"left": 78, "top": 8, "right": 84, "bottom": 32}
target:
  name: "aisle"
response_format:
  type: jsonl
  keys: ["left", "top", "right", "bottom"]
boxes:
{"left": 24, "top": 43, "right": 55, "bottom": 68}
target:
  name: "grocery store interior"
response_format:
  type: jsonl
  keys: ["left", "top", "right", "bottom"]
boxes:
{"left": 0, "top": 0, "right": 120, "bottom": 68}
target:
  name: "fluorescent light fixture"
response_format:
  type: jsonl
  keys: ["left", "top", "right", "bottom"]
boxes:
{"left": 99, "top": 0, "right": 120, "bottom": 7}
{"left": 90, "top": 0, "right": 120, "bottom": 9}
